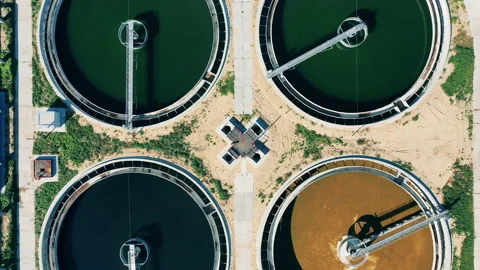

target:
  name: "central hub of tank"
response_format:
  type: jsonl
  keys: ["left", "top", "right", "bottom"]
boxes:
{"left": 337, "top": 17, "right": 369, "bottom": 48}
{"left": 337, "top": 236, "right": 368, "bottom": 268}
{"left": 118, "top": 19, "right": 148, "bottom": 50}
{"left": 120, "top": 238, "right": 150, "bottom": 269}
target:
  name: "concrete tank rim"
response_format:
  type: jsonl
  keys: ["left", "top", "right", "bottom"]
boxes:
{"left": 38, "top": 156, "right": 232, "bottom": 270}
{"left": 255, "top": 155, "right": 452, "bottom": 270}
{"left": 37, "top": 0, "right": 231, "bottom": 129}
{"left": 255, "top": 0, "right": 452, "bottom": 129}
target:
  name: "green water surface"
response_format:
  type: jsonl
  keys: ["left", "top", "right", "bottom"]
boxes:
{"left": 273, "top": 0, "right": 433, "bottom": 112}
{"left": 57, "top": 173, "right": 215, "bottom": 270}
{"left": 56, "top": 0, "right": 213, "bottom": 113}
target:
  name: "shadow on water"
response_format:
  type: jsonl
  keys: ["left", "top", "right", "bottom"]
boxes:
{"left": 347, "top": 200, "right": 420, "bottom": 245}
{"left": 134, "top": 12, "right": 160, "bottom": 111}
{"left": 56, "top": 0, "right": 125, "bottom": 113}
{"left": 348, "top": 9, "right": 377, "bottom": 35}
{"left": 273, "top": 199, "right": 302, "bottom": 270}
{"left": 271, "top": 0, "right": 345, "bottom": 110}
{"left": 133, "top": 223, "right": 163, "bottom": 270}
{"left": 271, "top": 3, "right": 397, "bottom": 112}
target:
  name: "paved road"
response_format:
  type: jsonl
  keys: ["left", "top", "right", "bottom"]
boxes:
{"left": 464, "top": 0, "right": 480, "bottom": 269}
{"left": 233, "top": 0, "right": 253, "bottom": 114}
{"left": 16, "top": 0, "right": 36, "bottom": 269}
{"left": 234, "top": 160, "right": 253, "bottom": 270}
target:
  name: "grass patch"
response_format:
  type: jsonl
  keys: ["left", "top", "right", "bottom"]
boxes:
{"left": 442, "top": 46, "right": 474, "bottom": 102}
{"left": 1, "top": 160, "right": 17, "bottom": 269}
{"left": 0, "top": 6, "right": 17, "bottom": 268}
{"left": 218, "top": 72, "right": 234, "bottom": 96}
{"left": 204, "top": 133, "right": 215, "bottom": 146}
{"left": 212, "top": 179, "right": 230, "bottom": 200}
{"left": 466, "top": 110, "right": 473, "bottom": 139}
{"left": 275, "top": 172, "right": 292, "bottom": 185}
{"left": 280, "top": 124, "right": 343, "bottom": 162}
{"left": 392, "top": 159, "right": 414, "bottom": 172}
{"left": 32, "top": 50, "right": 57, "bottom": 107}
{"left": 131, "top": 119, "right": 209, "bottom": 178}
{"left": 32, "top": 0, "right": 57, "bottom": 107}
{"left": 239, "top": 113, "right": 254, "bottom": 123}
{"left": 442, "top": 161, "right": 473, "bottom": 270}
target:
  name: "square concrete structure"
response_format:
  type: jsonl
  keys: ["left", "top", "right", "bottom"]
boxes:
{"left": 33, "top": 155, "right": 59, "bottom": 184}
{"left": 35, "top": 107, "right": 67, "bottom": 132}
{"left": 216, "top": 117, "right": 270, "bottom": 168}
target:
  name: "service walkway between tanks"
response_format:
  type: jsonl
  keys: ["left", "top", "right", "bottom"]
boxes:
{"left": 16, "top": 0, "right": 36, "bottom": 269}
{"left": 465, "top": 0, "right": 480, "bottom": 268}
{"left": 233, "top": 0, "right": 253, "bottom": 114}
{"left": 234, "top": 160, "right": 254, "bottom": 270}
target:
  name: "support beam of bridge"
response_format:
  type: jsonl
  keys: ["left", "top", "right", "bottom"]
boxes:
{"left": 356, "top": 211, "right": 426, "bottom": 247}
{"left": 266, "top": 23, "right": 366, "bottom": 79}
{"left": 128, "top": 244, "right": 137, "bottom": 270}
{"left": 350, "top": 211, "right": 449, "bottom": 260}
{"left": 125, "top": 22, "right": 134, "bottom": 130}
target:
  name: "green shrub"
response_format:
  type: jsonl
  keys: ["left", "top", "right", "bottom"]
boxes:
{"left": 356, "top": 138, "right": 366, "bottom": 145}
{"left": 212, "top": 179, "right": 230, "bottom": 200}
{"left": 392, "top": 159, "right": 414, "bottom": 172}
{"left": 276, "top": 177, "right": 283, "bottom": 184}
{"left": 294, "top": 124, "right": 343, "bottom": 160}
{"left": 442, "top": 46, "right": 474, "bottom": 102}
{"left": 443, "top": 161, "right": 473, "bottom": 270}
{"left": 218, "top": 73, "right": 234, "bottom": 95}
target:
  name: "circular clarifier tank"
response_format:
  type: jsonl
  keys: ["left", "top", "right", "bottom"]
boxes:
{"left": 258, "top": 156, "right": 452, "bottom": 270}
{"left": 38, "top": 0, "right": 229, "bottom": 128}
{"left": 39, "top": 158, "right": 231, "bottom": 270}
{"left": 258, "top": 0, "right": 451, "bottom": 126}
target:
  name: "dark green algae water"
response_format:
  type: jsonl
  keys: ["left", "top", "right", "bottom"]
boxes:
{"left": 57, "top": 173, "right": 215, "bottom": 270}
{"left": 273, "top": 0, "right": 433, "bottom": 112}
{"left": 55, "top": 0, "right": 213, "bottom": 114}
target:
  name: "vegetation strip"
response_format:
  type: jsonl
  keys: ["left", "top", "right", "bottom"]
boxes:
{"left": 0, "top": 3, "right": 17, "bottom": 268}
{"left": 280, "top": 124, "right": 343, "bottom": 163}
{"left": 32, "top": 0, "right": 56, "bottom": 107}
{"left": 442, "top": 161, "right": 473, "bottom": 270}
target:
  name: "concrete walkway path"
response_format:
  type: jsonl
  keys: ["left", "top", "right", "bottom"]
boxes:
{"left": 234, "top": 160, "right": 253, "bottom": 270}
{"left": 16, "top": 0, "right": 36, "bottom": 269}
{"left": 233, "top": 0, "right": 253, "bottom": 114}
{"left": 464, "top": 0, "right": 480, "bottom": 269}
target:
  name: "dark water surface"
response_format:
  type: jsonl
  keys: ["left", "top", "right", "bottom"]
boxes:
{"left": 56, "top": 0, "right": 213, "bottom": 113}
{"left": 272, "top": 0, "right": 433, "bottom": 112}
{"left": 57, "top": 173, "right": 214, "bottom": 270}
{"left": 273, "top": 172, "right": 434, "bottom": 269}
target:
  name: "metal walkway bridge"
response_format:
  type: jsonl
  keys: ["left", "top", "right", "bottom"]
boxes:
{"left": 350, "top": 211, "right": 449, "bottom": 260}
{"left": 266, "top": 22, "right": 366, "bottom": 79}
{"left": 125, "top": 22, "right": 134, "bottom": 130}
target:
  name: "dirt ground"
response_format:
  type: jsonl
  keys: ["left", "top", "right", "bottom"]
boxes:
{"left": 63, "top": 1, "right": 473, "bottom": 269}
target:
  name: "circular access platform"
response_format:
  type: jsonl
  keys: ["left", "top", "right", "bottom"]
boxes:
{"left": 258, "top": 156, "right": 452, "bottom": 269}
{"left": 258, "top": 0, "right": 451, "bottom": 126}
{"left": 38, "top": 0, "right": 229, "bottom": 128}
{"left": 39, "top": 158, "right": 231, "bottom": 270}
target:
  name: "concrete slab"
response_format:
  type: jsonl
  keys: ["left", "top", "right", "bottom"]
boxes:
{"left": 233, "top": 0, "right": 253, "bottom": 114}
{"left": 35, "top": 108, "right": 67, "bottom": 132}
{"left": 16, "top": 0, "right": 36, "bottom": 269}
{"left": 234, "top": 170, "right": 253, "bottom": 270}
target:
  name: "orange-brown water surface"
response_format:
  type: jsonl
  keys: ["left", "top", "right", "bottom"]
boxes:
{"left": 274, "top": 172, "right": 434, "bottom": 270}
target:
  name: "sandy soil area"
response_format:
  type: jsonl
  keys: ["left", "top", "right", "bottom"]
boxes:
{"left": 67, "top": 1, "right": 472, "bottom": 269}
